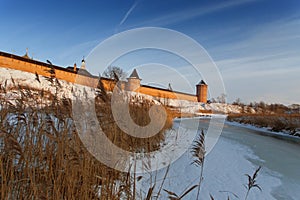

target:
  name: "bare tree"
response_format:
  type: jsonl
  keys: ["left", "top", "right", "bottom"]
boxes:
{"left": 233, "top": 98, "right": 242, "bottom": 105}
{"left": 216, "top": 93, "right": 227, "bottom": 104}
{"left": 102, "top": 66, "right": 127, "bottom": 80}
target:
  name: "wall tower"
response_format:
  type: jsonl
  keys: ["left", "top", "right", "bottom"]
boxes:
{"left": 125, "top": 69, "right": 141, "bottom": 91}
{"left": 196, "top": 80, "right": 208, "bottom": 103}
{"left": 80, "top": 58, "right": 86, "bottom": 70}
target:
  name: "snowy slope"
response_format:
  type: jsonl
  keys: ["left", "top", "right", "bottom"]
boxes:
{"left": 0, "top": 67, "right": 95, "bottom": 103}
{"left": 0, "top": 67, "right": 246, "bottom": 115}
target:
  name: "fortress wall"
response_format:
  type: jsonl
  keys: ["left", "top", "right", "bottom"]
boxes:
{"left": 0, "top": 55, "right": 50, "bottom": 77}
{"left": 0, "top": 52, "right": 198, "bottom": 102}
{"left": 100, "top": 78, "right": 117, "bottom": 91}
{"left": 172, "top": 92, "right": 197, "bottom": 102}
{"left": 138, "top": 86, "right": 197, "bottom": 102}
{"left": 0, "top": 53, "right": 122, "bottom": 92}
{"left": 0, "top": 53, "right": 98, "bottom": 88}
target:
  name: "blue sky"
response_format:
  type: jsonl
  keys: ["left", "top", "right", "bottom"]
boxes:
{"left": 0, "top": 0, "right": 299, "bottom": 104}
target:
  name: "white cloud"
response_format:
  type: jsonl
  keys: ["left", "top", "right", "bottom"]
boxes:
{"left": 212, "top": 18, "right": 300, "bottom": 104}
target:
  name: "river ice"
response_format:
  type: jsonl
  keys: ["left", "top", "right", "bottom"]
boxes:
{"left": 137, "top": 118, "right": 300, "bottom": 200}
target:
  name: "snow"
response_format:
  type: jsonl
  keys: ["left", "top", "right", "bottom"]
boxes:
{"left": 2, "top": 67, "right": 300, "bottom": 199}
{"left": 135, "top": 119, "right": 287, "bottom": 200}
{"left": 136, "top": 118, "right": 300, "bottom": 199}
{"left": 203, "top": 103, "right": 242, "bottom": 114}
{"left": 0, "top": 67, "right": 95, "bottom": 103}
{"left": 0, "top": 67, "right": 248, "bottom": 116}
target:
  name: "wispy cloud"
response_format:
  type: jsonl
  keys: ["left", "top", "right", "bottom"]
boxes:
{"left": 115, "top": 0, "right": 139, "bottom": 33}
{"left": 212, "top": 17, "right": 300, "bottom": 104}
{"left": 119, "top": 1, "right": 138, "bottom": 26}
{"left": 213, "top": 17, "right": 300, "bottom": 58}
{"left": 128, "top": 0, "right": 257, "bottom": 27}
{"left": 215, "top": 17, "right": 300, "bottom": 70}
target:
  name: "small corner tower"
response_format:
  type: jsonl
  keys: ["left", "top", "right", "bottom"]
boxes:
{"left": 196, "top": 80, "right": 208, "bottom": 103}
{"left": 22, "top": 48, "right": 31, "bottom": 59}
{"left": 81, "top": 57, "right": 86, "bottom": 70}
{"left": 77, "top": 57, "right": 92, "bottom": 77}
{"left": 126, "top": 69, "right": 141, "bottom": 91}
{"left": 73, "top": 63, "right": 77, "bottom": 72}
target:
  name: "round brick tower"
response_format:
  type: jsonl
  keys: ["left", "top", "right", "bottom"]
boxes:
{"left": 196, "top": 80, "right": 208, "bottom": 103}
{"left": 125, "top": 69, "right": 141, "bottom": 91}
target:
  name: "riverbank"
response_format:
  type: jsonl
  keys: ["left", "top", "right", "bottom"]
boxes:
{"left": 186, "top": 114, "right": 300, "bottom": 144}
{"left": 225, "top": 120, "right": 300, "bottom": 144}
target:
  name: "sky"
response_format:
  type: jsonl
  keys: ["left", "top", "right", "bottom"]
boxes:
{"left": 0, "top": 0, "right": 299, "bottom": 104}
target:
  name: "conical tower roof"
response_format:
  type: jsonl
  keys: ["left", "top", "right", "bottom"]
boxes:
{"left": 197, "top": 80, "right": 207, "bottom": 85}
{"left": 128, "top": 69, "right": 140, "bottom": 79}
{"left": 22, "top": 48, "right": 30, "bottom": 59}
{"left": 81, "top": 57, "right": 86, "bottom": 70}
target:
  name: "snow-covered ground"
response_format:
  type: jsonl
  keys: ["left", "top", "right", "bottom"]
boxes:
{"left": 136, "top": 118, "right": 300, "bottom": 199}
{"left": 203, "top": 103, "right": 242, "bottom": 114}
{"left": 0, "top": 67, "right": 97, "bottom": 101}
{"left": 1, "top": 67, "right": 300, "bottom": 199}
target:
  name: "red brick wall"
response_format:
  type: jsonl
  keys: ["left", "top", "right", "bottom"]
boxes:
{"left": 0, "top": 53, "right": 199, "bottom": 102}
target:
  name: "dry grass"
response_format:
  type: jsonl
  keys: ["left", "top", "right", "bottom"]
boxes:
{"left": 96, "top": 95, "right": 173, "bottom": 153}
{"left": 0, "top": 77, "right": 174, "bottom": 199}
{"left": 95, "top": 78, "right": 174, "bottom": 153}
{"left": 227, "top": 113, "right": 300, "bottom": 135}
{"left": 0, "top": 77, "right": 268, "bottom": 199}
{"left": 191, "top": 129, "right": 206, "bottom": 200}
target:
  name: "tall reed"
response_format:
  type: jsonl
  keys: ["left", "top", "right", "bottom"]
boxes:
{"left": 0, "top": 75, "right": 174, "bottom": 199}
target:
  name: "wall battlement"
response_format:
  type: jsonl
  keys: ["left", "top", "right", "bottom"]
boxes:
{"left": 0, "top": 51, "right": 207, "bottom": 103}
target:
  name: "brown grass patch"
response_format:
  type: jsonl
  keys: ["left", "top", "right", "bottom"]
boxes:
{"left": 0, "top": 81, "right": 174, "bottom": 199}
{"left": 227, "top": 113, "right": 300, "bottom": 135}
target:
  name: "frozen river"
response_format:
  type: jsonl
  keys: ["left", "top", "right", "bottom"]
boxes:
{"left": 220, "top": 121, "right": 300, "bottom": 200}
{"left": 139, "top": 118, "right": 300, "bottom": 200}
